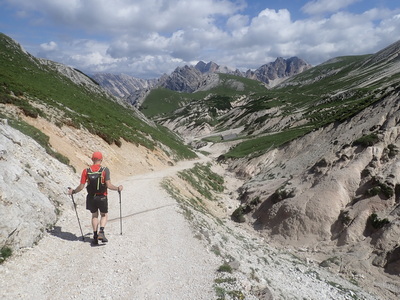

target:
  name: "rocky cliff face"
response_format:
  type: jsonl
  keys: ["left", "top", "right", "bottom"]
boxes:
{"left": 246, "top": 57, "right": 312, "bottom": 86}
{"left": 158, "top": 65, "right": 204, "bottom": 93}
{"left": 91, "top": 73, "right": 158, "bottom": 99}
{"left": 228, "top": 89, "right": 400, "bottom": 275}
{"left": 0, "top": 119, "right": 78, "bottom": 250}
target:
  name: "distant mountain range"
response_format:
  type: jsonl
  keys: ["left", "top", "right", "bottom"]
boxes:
{"left": 91, "top": 57, "right": 311, "bottom": 103}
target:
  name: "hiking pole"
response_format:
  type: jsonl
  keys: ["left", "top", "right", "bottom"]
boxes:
{"left": 119, "top": 190, "right": 122, "bottom": 235}
{"left": 68, "top": 187, "right": 85, "bottom": 241}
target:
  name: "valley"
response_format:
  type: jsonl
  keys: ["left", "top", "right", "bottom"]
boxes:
{"left": 1, "top": 32, "right": 400, "bottom": 299}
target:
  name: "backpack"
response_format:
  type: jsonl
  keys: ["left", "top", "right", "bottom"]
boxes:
{"left": 86, "top": 166, "right": 107, "bottom": 195}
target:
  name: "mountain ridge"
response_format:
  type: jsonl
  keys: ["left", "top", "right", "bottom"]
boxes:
{"left": 92, "top": 57, "right": 311, "bottom": 104}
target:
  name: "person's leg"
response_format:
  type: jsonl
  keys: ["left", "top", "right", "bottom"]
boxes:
{"left": 98, "top": 212, "right": 108, "bottom": 242}
{"left": 100, "top": 212, "right": 108, "bottom": 228}
{"left": 91, "top": 211, "right": 99, "bottom": 244}
{"left": 92, "top": 211, "right": 99, "bottom": 232}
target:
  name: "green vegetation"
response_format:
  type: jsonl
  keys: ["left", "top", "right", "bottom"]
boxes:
{"left": 140, "top": 49, "right": 400, "bottom": 160}
{"left": 231, "top": 206, "right": 247, "bottom": 223}
{"left": 141, "top": 73, "right": 268, "bottom": 119}
{"left": 0, "top": 33, "right": 195, "bottom": 161}
{"left": 368, "top": 213, "right": 390, "bottom": 229}
{"left": 3, "top": 30, "right": 399, "bottom": 163}
{"left": 387, "top": 144, "right": 398, "bottom": 158}
{"left": 177, "top": 162, "right": 224, "bottom": 201}
{"left": 217, "top": 263, "right": 233, "bottom": 273}
{"left": 0, "top": 246, "right": 12, "bottom": 264}
{"left": 226, "top": 127, "right": 311, "bottom": 158}
{"left": 8, "top": 118, "right": 70, "bottom": 165}
{"left": 353, "top": 134, "right": 380, "bottom": 148}
{"left": 365, "top": 177, "right": 394, "bottom": 199}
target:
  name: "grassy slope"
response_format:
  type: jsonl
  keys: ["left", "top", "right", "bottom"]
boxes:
{"left": 0, "top": 33, "right": 196, "bottom": 161}
{"left": 139, "top": 52, "right": 400, "bottom": 159}
{"left": 141, "top": 73, "right": 268, "bottom": 118}
{"left": 225, "top": 55, "right": 400, "bottom": 158}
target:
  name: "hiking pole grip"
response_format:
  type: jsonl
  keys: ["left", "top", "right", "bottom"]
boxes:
{"left": 119, "top": 190, "right": 122, "bottom": 235}
{"left": 68, "top": 187, "right": 85, "bottom": 241}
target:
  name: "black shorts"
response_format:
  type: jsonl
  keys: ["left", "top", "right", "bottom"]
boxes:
{"left": 86, "top": 194, "right": 108, "bottom": 214}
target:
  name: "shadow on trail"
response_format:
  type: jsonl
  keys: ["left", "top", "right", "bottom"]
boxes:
{"left": 49, "top": 226, "right": 90, "bottom": 242}
{"left": 108, "top": 204, "right": 176, "bottom": 222}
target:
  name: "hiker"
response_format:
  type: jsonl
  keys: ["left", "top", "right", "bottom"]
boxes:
{"left": 68, "top": 151, "right": 123, "bottom": 244}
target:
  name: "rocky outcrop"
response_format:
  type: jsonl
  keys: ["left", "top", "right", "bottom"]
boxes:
{"left": 158, "top": 65, "right": 204, "bottom": 93}
{"left": 246, "top": 57, "right": 312, "bottom": 86}
{"left": 0, "top": 119, "right": 78, "bottom": 250}
{"left": 230, "top": 90, "right": 400, "bottom": 272}
{"left": 91, "top": 73, "right": 158, "bottom": 99}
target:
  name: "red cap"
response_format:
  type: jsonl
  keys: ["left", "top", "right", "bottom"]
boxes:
{"left": 91, "top": 151, "right": 103, "bottom": 161}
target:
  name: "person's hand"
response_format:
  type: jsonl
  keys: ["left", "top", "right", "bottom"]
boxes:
{"left": 118, "top": 185, "right": 123, "bottom": 192}
{"left": 67, "top": 187, "right": 74, "bottom": 195}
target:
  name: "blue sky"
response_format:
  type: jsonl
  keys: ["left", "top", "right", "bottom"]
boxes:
{"left": 1, "top": 0, "right": 399, "bottom": 78}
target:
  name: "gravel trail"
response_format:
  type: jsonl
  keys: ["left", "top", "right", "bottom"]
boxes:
{"left": 0, "top": 159, "right": 220, "bottom": 300}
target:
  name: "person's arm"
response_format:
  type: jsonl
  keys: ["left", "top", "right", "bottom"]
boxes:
{"left": 106, "top": 180, "right": 123, "bottom": 192}
{"left": 68, "top": 168, "right": 87, "bottom": 195}
{"left": 68, "top": 183, "right": 85, "bottom": 195}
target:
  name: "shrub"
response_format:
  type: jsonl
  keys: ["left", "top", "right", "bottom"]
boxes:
{"left": 339, "top": 210, "right": 352, "bottom": 226}
{"left": 231, "top": 206, "right": 246, "bottom": 223}
{"left": 387, "top": 144, "right": 398, "bottom": 158}
{"left": 271, "top": 186, "right": 295, "bottom": 203}
{"left": 368, "top": 213, "right": 389, "bottom": 229}
{"left": 0, "top": 246, "right": 12, "bottom": 263}
{"left": 353, "top": 134, "right": 379, "bottom": 148}
{"left": 217, "top": 263, "right": 233, "bottom": 273}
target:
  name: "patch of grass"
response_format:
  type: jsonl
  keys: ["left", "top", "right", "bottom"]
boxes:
{"left": 217, "top": 263, "right": 233, "bottom": 273}
{"left": 353, "top": 133, "right": 380, "bottom": 148}
{"left": 226, "top": 127, "right": 311, "bottom": 158}
{"left": 177, "top": 162, "right": 224, "bottom": 201}
{"left": 0, "top": 246, "right": 12, "bottom": 263}
{"left": 214, "top": 277, "right": 237, "bottom": 284}
{"left": 8, "top": 118, "right": 70, "bottom": 165}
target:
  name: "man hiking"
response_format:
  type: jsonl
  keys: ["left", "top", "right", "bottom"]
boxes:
{"left": 68, "top": 151, "right": 123, "bottom": 245}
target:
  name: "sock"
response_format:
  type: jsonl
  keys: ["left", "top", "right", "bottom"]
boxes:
{"left": 93, "top": 231, "right": 98, "bottom": 238}
{"left": 100, "top": 227, "right": 104, "bottom": 232}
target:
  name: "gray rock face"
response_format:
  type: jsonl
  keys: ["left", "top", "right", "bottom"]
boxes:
{"left": 159, "top": 65, "right": 204, "bottom": 93}
{"left": 0, "top": 120, "right": 78, "bottom": 250}
{"left": 91, "top": 73, "right": 158, "bottom": 99}
{"left": 246, "top": 57, "right": 312, "bottom": 84}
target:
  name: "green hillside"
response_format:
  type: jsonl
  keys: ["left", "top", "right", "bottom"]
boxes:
{"left": 225, "top": 53, "right": 400, "bottom": 158}
{"left": 0, "top": 33, "right": 196, "bottom": 162}
{"left": 140, "top": 44, "right": 400, "bottom": 159}
{"left": 141, "top": 73, "right": 268, "bottom": 118}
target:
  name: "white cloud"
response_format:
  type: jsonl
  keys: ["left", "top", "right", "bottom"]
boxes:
{"left": 302, "top": 0, "right": 361, "bottom": 15}
{"left": 40, "top": 41, "right": 57, "bottom": 51}
{"left": 6, "top": 0, "right": 400, "bottom": 78}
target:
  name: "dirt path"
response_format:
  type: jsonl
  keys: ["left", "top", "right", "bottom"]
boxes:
{"left": 0, "top": 159, "right": 220, "bottom": 299}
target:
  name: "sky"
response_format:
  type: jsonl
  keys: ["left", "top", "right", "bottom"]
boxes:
{"left": 0, "top": 0, "right": 399, "bottom": 79}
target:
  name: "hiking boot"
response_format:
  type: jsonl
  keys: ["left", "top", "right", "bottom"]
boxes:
{"left": 98, "top": 231, "right": 108, "bottom": 243}
{"left": 91, "top": 238, "right": 99, "bottom": 245}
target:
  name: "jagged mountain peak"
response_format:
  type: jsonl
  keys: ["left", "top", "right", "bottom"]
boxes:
{"left": 246, "top": 56, "right": 312, "bottom": 86}
{"left": 94, "top": 57, "right": 312, "bottom": 101}
{"left": 195, "top": 61, "right": 232, "bottom": 74}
